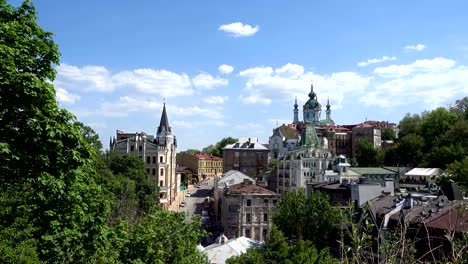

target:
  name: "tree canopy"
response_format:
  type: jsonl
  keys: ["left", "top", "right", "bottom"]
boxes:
{"left": 202, "top": 137, "right": 238, "bottom": 157}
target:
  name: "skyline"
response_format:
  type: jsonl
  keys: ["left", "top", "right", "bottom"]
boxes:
{"left": 29, "top": 0, "right": 468, "bottom": 151}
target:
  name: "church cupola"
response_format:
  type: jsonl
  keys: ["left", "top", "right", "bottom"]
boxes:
{"left": 293, "top": 96, "right": 299, "bottom": 124}
{"left": 303, "top": 83, "right": 321, "bottom": 124}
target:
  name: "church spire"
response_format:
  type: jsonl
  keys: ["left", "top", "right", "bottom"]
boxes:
{"left": 157, "top": 103, "right": 171, "bottom": 135}
{"left": 326, "top": 97, "right": 332, "bottom": 122}
{"left": 293, "top": 96, "right": 299, "bottom": 124}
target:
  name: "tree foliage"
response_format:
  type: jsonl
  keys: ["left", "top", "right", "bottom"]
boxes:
{"left": 0, "top": 1, "right": 113, "bottom": 262}
{"left": 0, "top": 1, "right": 207, "bottom": 262}
{"left": 272, "top": 189, "right": 339, "bottom": 244}
{"left": 202, "top": 137, "right": 238, "bottom": 157}
{"left": 355, "top": 139, "right": 384, "bottom": 167}
{"left": 226, "top": 226, "right": 339, "bottom": 264}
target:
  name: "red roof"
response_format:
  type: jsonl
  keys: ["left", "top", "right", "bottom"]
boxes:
{"left": 194, "top": 153, "right": 223, "bottom": 160}
{"left": 228, "top": 183, "right": 278, "bottom": 195}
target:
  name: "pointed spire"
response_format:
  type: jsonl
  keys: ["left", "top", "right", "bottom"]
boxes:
{"left": 294, "top": 96, "right": 298, "bottom": 108}
{"left": 157, "top": 103, "right": 170, "bottom": 134}
{"left": 326, "top": 97, "right": 331, "bottom": 110}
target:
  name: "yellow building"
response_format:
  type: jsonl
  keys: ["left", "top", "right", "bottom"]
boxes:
{"left": 176, "top": 152, "right": 223, "bottom": 182}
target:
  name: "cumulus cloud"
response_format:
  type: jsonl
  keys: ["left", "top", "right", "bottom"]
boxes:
{"left": 56, "top": 64, "right": 232, "bottom": 97}
{"left": 192, "top": 73, "right": 228, "bottom": 90}
{"left": 404, "top": 44, "right": 426, "bottom": 51}
{"left": 362, "top": 58, "right": 468, "bottom": 108}
{"left": 55, "top": 87, "right": 80, "bottom": 104}
{"left": 357, "top": 56, "right": 397, "bottom": 67}
{"left": 218, "top": 22, "right": 259, "bottom": 37}
{"left": 89, "top": 96, "right": 225, "bottom": 120}
{"left": 373, "top": 57, "right": 456, "bottom": 78}
{"left": 55, "top": 64, "right": 113, "bottom": 92}
{"left": 112, "top": 69, "right": 193, "bottom": 97}
{"left": 203, "top": 96, "right": 229, "bottom": 104}
{"left": 238, "top": 63, "right": 370, "bottom": 108}
{"left": 218, "top": 64, "right": 234, "bottom": 75}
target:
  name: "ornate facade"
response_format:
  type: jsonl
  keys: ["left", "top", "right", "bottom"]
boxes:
{"left": 110, "top": 104, "right": 179, "bottom": 209}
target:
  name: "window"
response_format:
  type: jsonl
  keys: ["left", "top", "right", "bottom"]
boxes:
{"left": 138, "top": 146, "right": 142, "bottom": 151}
{"left": 146, "top": 156, "right": 150, "bottom": 164}
{"left": 263, "top": 213, "right": 268, "bottom": 222}
{"left": 246, "top": 213, "right": 251, "bottom": 223}
{"left": 160, "top": 156, "right": 163, "bottom": 163}
{"left": 245, "top": 229, "right": 251, "bottom": 238}
{"left": 160, "top": 168, "right": 164, "bottom": 176}
{"left": 262, "top": 228, "right": 268, "bottom": 239}
{"left": 273, "top": 199, "right": 277, "bottom": 206}
{"left": 152, "top": 169, "right": 156, "bottom": 176}
{"left": 160, "top": 180, "right": 163, "bottom": 186}
{"left": 235, "top": 152, "right": 239, "bottom": 157}
{"left": 153, "top": 156, "right": 156, "bottom": 163}
{"left": 264, "top": 199, "right": 269, "bottom": 206}
{"left": 246, "top": 199, "right": 251, "bottom": 206}
{"left": 146, "top": 168, "right": 150, "bottom": 174}
{"left": 130, "top": 146, "right": 134, "bottom": 151}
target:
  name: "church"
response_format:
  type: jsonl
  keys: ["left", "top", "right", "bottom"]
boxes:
{"left": 110, "top": 104, "right": 179, "bottom": 209}
{"left": 270, "top": 84, "right": 335, "bottom": 193}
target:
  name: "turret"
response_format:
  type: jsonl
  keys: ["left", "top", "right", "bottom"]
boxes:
{"left": 326, "top": 97, "right": 331, "bottom": 121}
{"left": 293, "top": 96, "right": 299, "bottom": 124}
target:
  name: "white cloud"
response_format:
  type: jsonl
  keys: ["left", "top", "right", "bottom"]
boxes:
{"left": 357, "top": 56, "right": 397, "bottom": 67}
{"left": 55, "top": 64, "right": 113, "bottom": 92}
{"left": 88, "top": 97, "right": 225, "bottom": 120}
{"left": 55, "top": 87, "right": 81, "bottom": 104}
{"left": 113, "top": 69, "right": 193, "bottom": 97}
{"left": 55, "top": 64, "right": 194, "bottom": 98}
{"left": 404, "top": 44, "right": 426, "bottom": 51}
{"left": 218, "top": 22, "right": 259, "bottom": 37}
{"left": 192, "top": 73, "right": 228, "bottom": 90}
{"left": 204, "top": 96, "right": 229, "bottom": 104}
{"left": 218, "top": 64, "right": 234, "bottom": 75}
{"left": 374, "top": 57, "right": 456, "bottom": 78}
{"left": 238, "top": 63, "right": 370, "bottom": 108}
{"left": 362, "top": 59, "right": 468, "bottom": 108}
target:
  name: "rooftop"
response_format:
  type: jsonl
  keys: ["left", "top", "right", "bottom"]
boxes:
{"left": 350, "top": 167, "right": 398, "bottom": 175}
{"left": 227, "top": 182, "right": 279, "bottom": 195}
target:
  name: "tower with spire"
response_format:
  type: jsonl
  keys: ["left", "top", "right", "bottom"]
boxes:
{"left": 293, "top": 96, "right": 299, "bottom": 124}
{"left": 326, "top": 97, "right": 331, "bottom": 121}
{"left": 109, "top": 103, "right": 178, "bottom": 210}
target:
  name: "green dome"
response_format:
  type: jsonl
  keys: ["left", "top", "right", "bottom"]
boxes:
{"left": 304, "top": 98, "right": 321, "bottom": 109}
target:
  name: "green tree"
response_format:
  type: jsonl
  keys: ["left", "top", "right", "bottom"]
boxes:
{"left": 227, "top": 226, "right": 339, "bottom": 264}
{"left": 77, "top": 122, "right": 103, "bottom": 153}
{"left": 272, "top": 189, "right": 339, "bottom": 244}
{"left": 398, "top": 113, "right": 422, "bottom": 138}
{"left": 121, "top": 211, "right": 207, "bottom": 263}
{"left": 355, "top": 139, "right": 381, "bottom": 167}
{"left": 203, "top": 137, "right": 238, "bottom": 157}
{"left": 381, "top": 127, "right": 396, "bottom": 141}
{"left": 98, "top": 152, "right": 159, "bottom": 224}
{"left": 396, "top": 133, "right": 425, "bottom": 167}
{"left": 0, "top": 1, "right": 113, "bottom": 261}
{"left": 186, "top": 148, "right": 201, "bottom": 154}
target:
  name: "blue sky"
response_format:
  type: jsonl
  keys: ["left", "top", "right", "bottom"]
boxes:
{"left": 28, "top": 0, "right": 468, "bottom": 151}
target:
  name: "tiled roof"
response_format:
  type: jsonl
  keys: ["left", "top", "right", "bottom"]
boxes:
{"left": 194, "top": 153, "right": 222, "bottom": 160}
{"left": 227, "top": 183, "right": 279, "bottom": 195}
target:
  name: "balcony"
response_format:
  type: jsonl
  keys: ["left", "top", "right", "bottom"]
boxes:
{"left": 159, "top": 186, "right": 168, "bottom": 193}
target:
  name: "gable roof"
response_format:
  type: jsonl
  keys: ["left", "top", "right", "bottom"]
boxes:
{"left": 217, "top": 170, "right": 255, "bottom": 189}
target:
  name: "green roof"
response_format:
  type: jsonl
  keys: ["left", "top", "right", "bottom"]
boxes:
{"left": 349, "top": 167, "right": 398, "bottom": 175}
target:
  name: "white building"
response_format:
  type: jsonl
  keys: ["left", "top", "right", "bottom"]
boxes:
{"left": 110, "top": 104, "right": 179, "bottom": 209}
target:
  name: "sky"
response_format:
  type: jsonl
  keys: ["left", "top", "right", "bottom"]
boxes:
{"left": 25, "top": 0, "right": 468, "bottom": 151}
